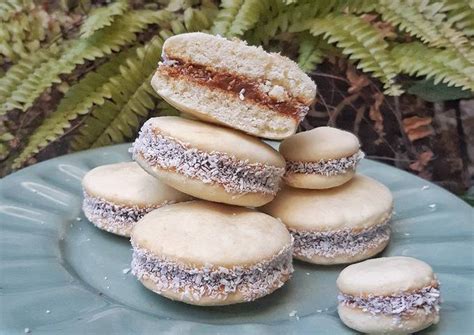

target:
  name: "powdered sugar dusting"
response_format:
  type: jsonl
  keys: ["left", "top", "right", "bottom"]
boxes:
{"left": 338, "top": 284, "right": 441, "bottom": 317}
{"left": 131, "top": 124, "right": 284, "bottom": 195}
{"left": 82, "top": 191, "right": 168, "bottom": 234}
{"left": 291, "top": 218, "right": 391, "bottom": 259}
{"left": 286, "top": 150, "right": 364, "bottom": 176}
{"left": 130, "top": 240, "right": 294, "bottom": 302}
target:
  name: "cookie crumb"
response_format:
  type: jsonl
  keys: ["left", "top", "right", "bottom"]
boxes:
{"left": 239, "top": 89, "right": 245, "bottom": 101}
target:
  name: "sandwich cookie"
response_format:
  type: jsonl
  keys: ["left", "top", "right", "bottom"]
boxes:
{"left": 261, "top": 175, "right": 393, "bottom": 265}
{"left": 131, "top": 201, "right": 294, "bottom": 306}
{"left": 337, "top": 257, "right": 441, "bottom": 334}
{"left": 152, "top": 32, "right": 316, "bottom": 139}
{"left": 82, "top": 162, "right": 191, "bottom": 237}
{"left": 280, "top": 127, "right": 364, "bottom": 189}
{"left": 131, "top": 116, "right": 286, "bottom": 207}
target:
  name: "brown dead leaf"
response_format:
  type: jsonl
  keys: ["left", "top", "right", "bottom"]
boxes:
{"left": 346, "top": 65, "right": 370, "bottom": 94}
{"left": 403, "top": 116, "right": 434, "bottom": 142}
{"left": 409, "top": 151, "right": 434, "bottom": 172}
{"left": 369, "top": 92, "right": 385, "bottom": 135}
{"left": 361, "top": 14, "right": 397, "bottom": 39}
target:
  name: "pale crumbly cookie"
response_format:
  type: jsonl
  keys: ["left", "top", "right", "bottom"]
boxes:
{"left": 337, "top": 256, "right": 441, "bottom": 334}
{"left": 261, "top": 175, "right": 393, "bottom": 265}
{"left": 131, "top": 116, "right": 286, "bottom": 207}
{"left": 82, "top": 162, "right": 192, "bottom": 237}
{"left": 151, "top": 32, "right": 316, "bottom": 139}
{"left": 279, "top": 126, "right": 364, "bottom": 189}
{"left": 130, "top": 200, "right": 294, "bottom": 306}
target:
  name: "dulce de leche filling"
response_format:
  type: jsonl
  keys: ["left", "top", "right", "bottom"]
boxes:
{"left": 158, "top": 59, "right": 309, "bottom": 121}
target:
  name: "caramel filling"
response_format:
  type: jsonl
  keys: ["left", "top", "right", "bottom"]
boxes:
{"left": 158, "top": 59, "right": 308, "bottom": 121}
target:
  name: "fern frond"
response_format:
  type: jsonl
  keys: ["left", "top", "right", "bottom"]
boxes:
{"left": 297, "top": 34, "right": 324, "bottom": 72}
{"left": 71, "top": 37, "right": 165, "bottom": 150}
{"left": 0, "top": 0, "right": 50, "bottom": 64}
{"left": 343, "top": 0, "right": 378, "bottom": 13}
{"left": 288, "top": 0, "right": 348, "bottom": 33}
{"left": 212, "top": 0, "right": 269, "bottom": 37}
{"left": 309, "top": 14, "right": 403, "bottom": 95}
{"left": 183, "top": 0, "right": 218, "bottom": 32}
{"left": 0, "top": 0, "right": 30, "bottom": 21}
{"left": 442, "top": 0, "right": 474, "bottom": 37}
{"left": 392, "top": 42, "right": 474, "bottom": 91}
{"left": 0, "top": 46, "right": 61, "bottom": 108}
{"left": 11, "top": 50, "right": 136, "bottom": 168}
{"left": 1, "top": 10, "right": 169, "bottom": 114}
{"left": 80, "top": 0, "right": 128, "bottom": 38}
{"left": 376, "top": 0, "right": 474, "bottom": 63}
{"left": 248, "top": 0, "right": 341, "bottom": 45}
{"left": 212, "top": 0, "right": 244, "bottom": 36}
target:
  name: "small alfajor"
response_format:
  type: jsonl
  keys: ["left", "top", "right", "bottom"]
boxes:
{"left": 82, "top": 162, "right": 191, "bottom": 237}
{"left": 337, "top": 257, "right": 441, "bottom": 334}
{"left": 131, "top": 116, "right": 286, "bottom": 207}
{"left": 261, "top": 175, "right": 393, "bottom": 265}
{"left": 130, "top": 201, "right": 294, "bottom": 306}
{"left": 279, "top": 126, "right": 364, "bottom": 189}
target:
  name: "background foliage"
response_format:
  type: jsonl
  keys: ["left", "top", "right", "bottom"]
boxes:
{"left": 0, "top": 0, "right": 473, "bottom": 195}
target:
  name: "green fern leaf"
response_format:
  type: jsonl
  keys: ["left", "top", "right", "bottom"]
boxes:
{"left": 212, "top": 0, "right": 269, "bottom": 37}
{"left": 71, "top": 37, "right": 166, "bottom": 150}
{"left": 0, "top": 0, "right": 30, "bottom": 21}
{"left": 376, "top": 0, "right": 474, "bottom": 63}
{"left": 288, "top": 0, "right": 348, "bottom": 33}
{"left": 11, "top": 50, "right": 136, "bottom": 169}
{"left": 297, "top": 34, "right": 324, "bottom": 72}
{"left": 183, "top": 0, "right": 218, "bottom": 32}
{"left": 247, "top": 0, "right": 342, "bottom": 45}
{"left": 442, "top": 0, "right": 474, "bottom": 37}
{"left": 80, "top": 0, "right": 128, "bottom": 38}
{"left": 0, "top": 46, "right": 61, "bottom": 107}
{"left": 1, "top": 10, "right": 169, "bottom": 114}
{"left": 309, "top": 14, "right": 403, "bottom": 95}
{"left": 392, "top": 42, "right": 474, "bottom": 91}
{"left": 212, "top": 0, "right": 245, "bottom": 36}
{"left": 343, "top": 0, "right": 378, "bottom": 13}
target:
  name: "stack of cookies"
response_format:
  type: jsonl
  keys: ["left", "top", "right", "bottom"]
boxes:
{"left": 81, "top": 32, "right": 441, "bottom": 333}
{"left": 263, "top": 127, "right": 394, "bottom": 265}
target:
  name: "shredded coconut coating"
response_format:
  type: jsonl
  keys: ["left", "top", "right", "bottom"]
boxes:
{"left": 291, "top": 219, "right": 391, "bottom": 259}
{"left": 338, "top": 284, "right": 441, "bottom": 317}
{"left": 131, "top": 124, "right": 285, "bottom": 195}
{"left": 285, "top": 150, "right": 365, "bottom": 176}
{"left": 82, "top": 191, "right": 165, "bottom": 233}
{"left": 131, "top": 241, "right": 294, "bottom": 302}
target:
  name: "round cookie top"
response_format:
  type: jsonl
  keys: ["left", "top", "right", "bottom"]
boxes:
{"left": 279, "top": 126, "right": 360, "bottom": 162}
{"left": 261, "top": 174, "right": 393, "bottom": 232}
{"left": 131, "top": 200, "right": 292, "bottom": 267}
{"left": 82, "top": 162, "right": 191, "bottom": 207}
{"left": 337, "top": 257, "right": 436, "bottom": 296}
{"left": 142, "top": 116, "right": 285, "bottom": 167}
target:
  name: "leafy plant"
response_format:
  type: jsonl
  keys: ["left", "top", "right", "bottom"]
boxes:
{"left": 1, "top": 0, "right": 473, "bottom": 172}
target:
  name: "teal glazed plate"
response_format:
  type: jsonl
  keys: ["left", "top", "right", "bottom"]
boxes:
{"left": 1, "top": 144, "right": 473, "bottom": 334}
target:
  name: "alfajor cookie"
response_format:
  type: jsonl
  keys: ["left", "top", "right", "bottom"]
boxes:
{"left": 131, "top": 116, "right": 286, "bottom": 207}
{"left": 131, "top": 201, "right": 293, "bottom": 306}
{"left": 82, "top": 162, "right": 191, "bottom": 237}
{"left": 280, "top": 126, "right": 364, "bottom": 189}
{"left": 151, "top": 32, "right": 316, "bottom": 139}
{"left": 337, "top": 257, "right": 441, "bottom": 334}
{"left": 261, "top": 175, "right": 393, "bottom": 265}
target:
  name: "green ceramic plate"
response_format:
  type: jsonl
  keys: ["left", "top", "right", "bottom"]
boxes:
{"left": 1, "top": 144, "right": 473, "bottom": 334}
